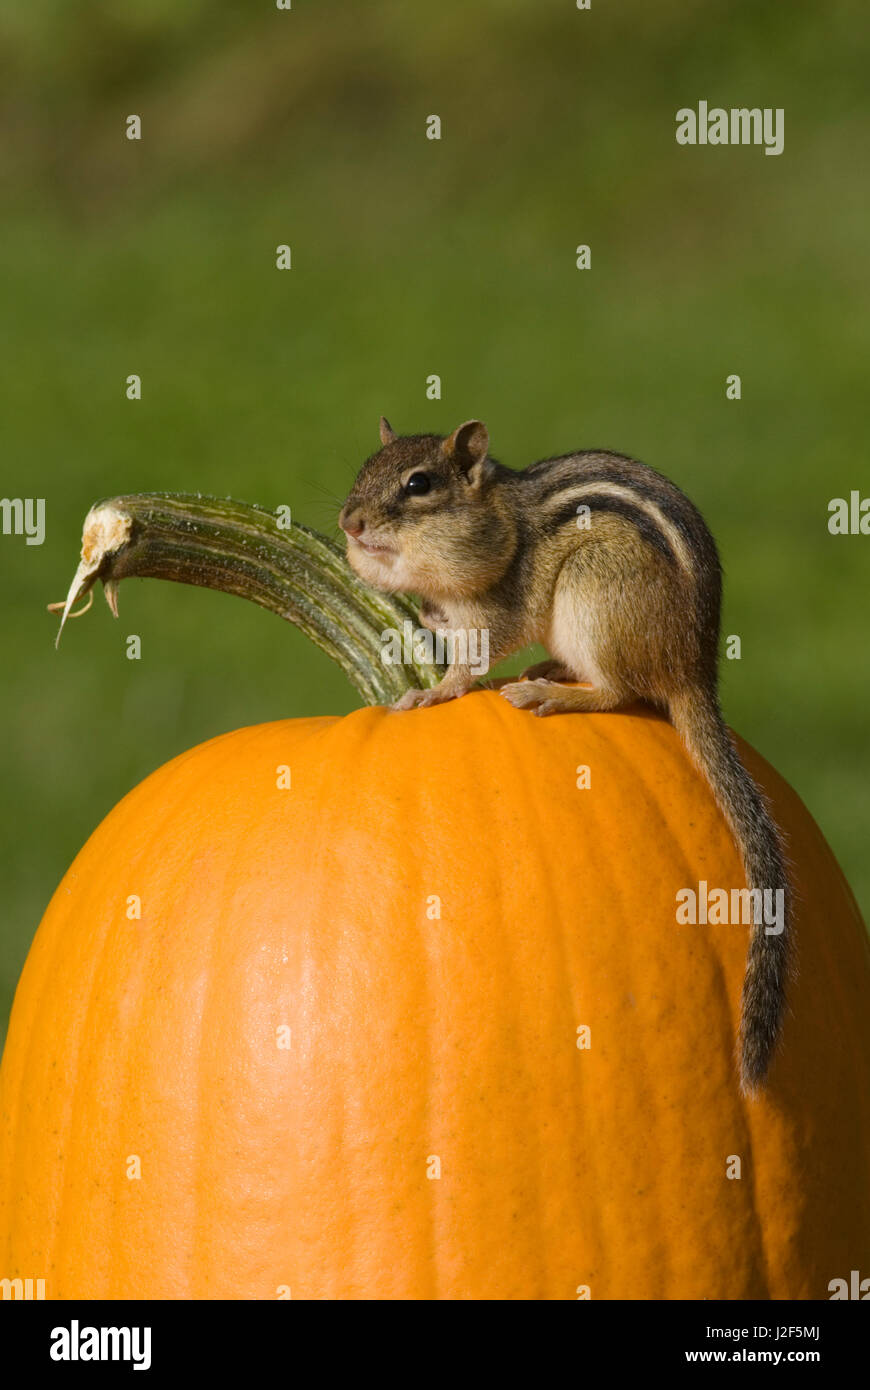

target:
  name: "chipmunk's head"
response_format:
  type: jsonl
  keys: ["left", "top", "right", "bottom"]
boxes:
{"left": 339, "top": 418, "right": 513, "bottom": 599}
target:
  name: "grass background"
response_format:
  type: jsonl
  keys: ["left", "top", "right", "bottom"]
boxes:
{"left": 1, "top": 0, "right": 868, "bottom": 1042}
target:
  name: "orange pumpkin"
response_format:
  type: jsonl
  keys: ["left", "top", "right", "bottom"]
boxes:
{"left": 1, "top": 691, "right": 867, "bottom": 1299}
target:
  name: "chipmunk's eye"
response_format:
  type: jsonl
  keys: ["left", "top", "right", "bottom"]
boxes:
{"left": 404, "top": 472, "right": 431, "bottom": 496}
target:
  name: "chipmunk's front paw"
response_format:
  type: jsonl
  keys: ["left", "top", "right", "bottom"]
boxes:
{"left": 500, "top": 679, "right": 563, "bottom": 715}
{"left": 391, "top": 688, "right": 431, "bottom": 711}
{"left": 391, "top": 684, "right": 466, "bottom": 711}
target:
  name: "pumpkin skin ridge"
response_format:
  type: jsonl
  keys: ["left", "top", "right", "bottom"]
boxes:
{"left": 64, "top": 730, "right": 235, "bottom": 1298}
{"left": 312, "top": 707, "right": 398, "bottom": 1299}
{"left": 586, "top": 717, "right": 700, "bottom": 1289}
{"left": 419, "top": 703, "right": 470, "bottom": 1300}
{"left": 210, "top": 731, "right": 280, "bottom": 1294}
{"left": 405, "top": 706, "right": 456, "bottom": 1302}
{"left": 6, "top": 795, "right": 134, "bottom": 1295}
{"left": 488, "top": 690, "right": 596, "bottom": 1298}
{"left": 1, "top": 691, "right": 868, "bottom": 1299}
{"left": 465, "top": 691, "right": 552, "bottom": 1297}
{"left": 361, "top": 697, "right": 504, "bottom": 1298}
{"left": 495, "top": 691, "right": 574, "bottom": 1297}
{"left": 293, "top": 706, "right": 409, "bottom": 1298}
{"left": 180, "top": 769, "right": 239, "bottom": 1301}
{"left": 116, "top": 743, "right": 239, "bottom": 1299}
{"left": 500, "top": 695, "right": 613, "bottom": 1291}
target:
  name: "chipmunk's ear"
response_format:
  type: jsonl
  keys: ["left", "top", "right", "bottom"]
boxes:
{"left": 442, "top": 420, "right": 492, "bottom": 487}
{"left": 379, "top": 416, "right": 397, "bottom": 445}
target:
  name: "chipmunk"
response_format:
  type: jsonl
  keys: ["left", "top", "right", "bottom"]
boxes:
{"left": 339, "top": 417, "right": 791, "bottom": 1093}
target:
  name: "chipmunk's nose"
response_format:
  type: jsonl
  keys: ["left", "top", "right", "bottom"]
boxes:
{"left": 339, "top": 505, "right": 365, "bottom": 538}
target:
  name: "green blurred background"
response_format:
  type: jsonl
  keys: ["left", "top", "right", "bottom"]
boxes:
{"left": 2, "top": 0, "right": 868, "bottom": 1042}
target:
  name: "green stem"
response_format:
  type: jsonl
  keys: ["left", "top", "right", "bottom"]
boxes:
{"left": 51, "top": 492, "right": 445, "bottom": 705}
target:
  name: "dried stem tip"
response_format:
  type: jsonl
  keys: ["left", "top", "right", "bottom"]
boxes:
{"left": 49, "top": 504, "right": 131, "bottom": 646}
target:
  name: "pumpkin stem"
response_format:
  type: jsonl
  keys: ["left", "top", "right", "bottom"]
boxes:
{"left": 48, "top": 493, "right": 445, "bottom": 704}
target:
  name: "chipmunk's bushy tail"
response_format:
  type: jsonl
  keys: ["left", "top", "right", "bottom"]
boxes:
{"left": 668, "top": 686, "right": 791, "bottom": 1094}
